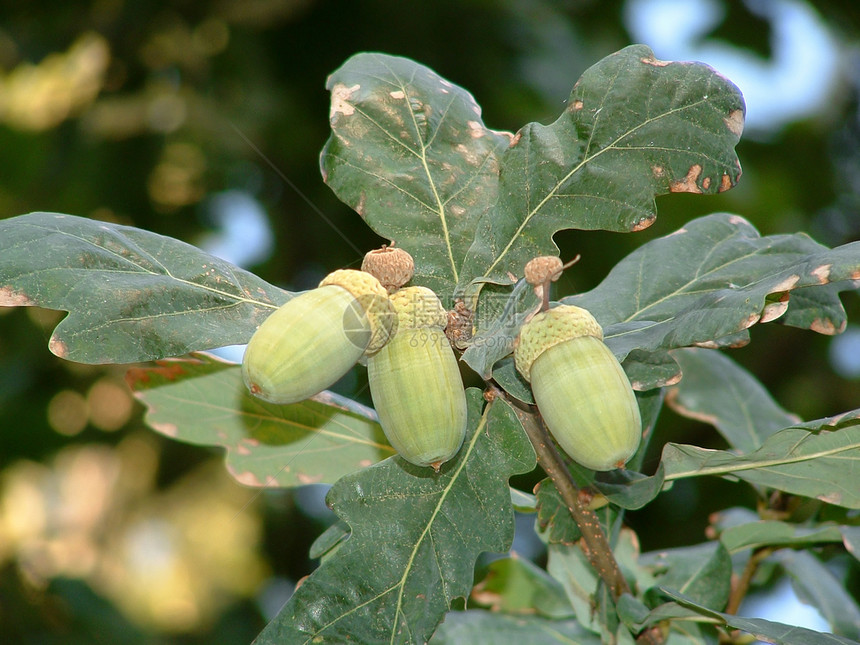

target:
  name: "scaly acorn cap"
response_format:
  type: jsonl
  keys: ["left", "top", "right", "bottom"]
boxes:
{"left": 514, "top": 305, "right": 603, "bottom": 382}
{"left": 524, "top": 255, "right": 564, "bottom": 286}
{"left": 319, "top": 269, "right": 396, "bottom": 353}
{"left": 389, "top": 286, "right": 448, "bottom": 330}
{"left": 361, "top": 246, "right": 415, "bottom": 292}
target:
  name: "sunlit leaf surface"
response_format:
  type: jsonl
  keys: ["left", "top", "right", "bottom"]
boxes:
{"left": 126, "top": 353, "right": 392, "bottom": 487}
{"left": 321, "top": 53, "right": 511, "bottom": 295}
{"left": 255, "top": 391, "right": 535, "bottom": 644}
{"left": 460, "top": 44, "right": 744, "bottom": 288}
{"left": 0, "top": 212, "right": 289, "bottom": 363}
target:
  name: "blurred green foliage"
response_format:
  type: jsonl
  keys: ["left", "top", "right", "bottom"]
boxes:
{"left": 0, "top": 0, "right": 858, "bottom": 641}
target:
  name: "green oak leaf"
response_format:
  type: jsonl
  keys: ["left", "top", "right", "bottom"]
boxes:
{"left": 321, "top": 53, "right": 511, "bottom": 296}
{"left": 775, "top": 549, "right": 860, "bottom": 640}
{"left": 662, "top": 409, "right": 860, "bottom": 508}
{"left": 0, "top": 212, "right": 289, "bottom": 364}
{"left": 661, "top": 588, "right": 860, "bottom": 645}
{"left": 639, "top": 541, "right": 732, "bottom": 611}
{"left": 565, "top": 213, "right": 860, "bottom": 390}
{"left": 719, "top": 520, "right": 845, "bottom": 555}
{"left": 460, "top": 44, "right": 744, "bottom": 288}
{"left": 604, "top": 409, "right": 860, "bottom": 510}
{"left": 430, "top": 611, "right": 601, "bottom": 645}
{"left": 126, "top": 353, "right": 393, "bottom": 487}
{"left": 254, "top": 391, "right": 535, "bottom": 644}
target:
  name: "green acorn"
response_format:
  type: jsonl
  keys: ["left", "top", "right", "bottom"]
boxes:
{"left": 514, "top": 305, "right": 641, "bottom": 471}
{"left": 242, "top": 269, "right": 395, "bottom": 405}
{"left": 367, "top": 286, "right": 467, "bottom": 471}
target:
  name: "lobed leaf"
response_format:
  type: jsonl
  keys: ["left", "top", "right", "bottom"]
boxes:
{"left": 460, "top": 44, "right": 744, "bottom": 288}
{"left": 126, "top": 353, "right": 392, "bottom": 487}
{"left": 565, "top": 213, "right": 860, "bottom": 389}
{"left": 254, "top": 391, "right": 535, "bottom": 644}
{"left": 0, "top": 212, "right": 288, "bottom": 363}
{"left": 321, "top": 53, "right": 511, "bottom": 296}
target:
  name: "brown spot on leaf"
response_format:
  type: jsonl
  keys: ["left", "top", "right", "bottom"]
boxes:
{"left": 641, "top": 55, "right": 670, "bottom": 67}
{"left": 0, "top": 286, "right": 34, "bottom": 306}
{"left": 571, "top": 99, "right": 584, "bottom": 110}
{"left": 670, "top": 165, "right": 703, "bottom": 194}
{"left": 236, "top": 443, "right": 251, "bottom": 456}
{"left": 232, "top": 470, "right": 264, "bottom": 487}
{"left": 631, "top": 215, "right": 656, "bottom": 232}
{"left": 330, "top": 83, "right": 360, "bottom": 119}
{"left": 652, "top": 165, "right": 665, "bottom": 178}
{"left": 692, "top": 339, "right": 723, "bottom": 349}
{"left": 358, "top": 459, "right": 373, "bottom": 468}
{"left": 48, "top": 336, "right": 68, "bottom": 359}
{"left": 297, "top": 472, "right": 324, "bottom": 485}
{"left": 811, "top": 318, "right": 843, "bottom": 335}
{"left": 718, "top": 173, "right": 735, "bottom": 193}
{"left": 151, "top": 421, "right": 178, "bottom": 437}
{"left": 467, "top": 120, "right": 485, "bottom": 138}
{"left": 702, "top": 176, "right": 711, "bottom": 190}
{"left": 772, "top": 275, "right": 800, "bottom": 292}
{"left": 811, "top": 264, "right": 831, "bottom": 284}
{"left": 761, "top": 295, "right": 790, "bottom": 323}
{"left": 126, "top": 361, "right": 190, "bottom": 388}
{"left": 725, "top": 109, "right": 745, "bottom": 137}
{"left": 739, "top": 312, "right": 761, "bottom": 330}
{"left": 817, "top": 492, "right": 842, "bottom": 506}
{"left": 389, "top": 90, "right": 405, "bottom": 99}
{"left": 510, "top": 131, "right": 522, "bottom": 146}
{"left": 355, "top": 192, "right": 367, "bottom": 216}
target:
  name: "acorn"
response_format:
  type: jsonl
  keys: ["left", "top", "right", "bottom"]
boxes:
{"left": 514, "top": 305, "right": 641, "bottom": 471}
{"left": 367, "top": 286, "right": 467, "bottom": 470}
{"left": 242, "top": 269, "right": 395, "bottom": 405}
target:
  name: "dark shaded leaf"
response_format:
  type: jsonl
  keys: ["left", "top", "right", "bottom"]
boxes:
{"left": 254, "top": 391, "right": 535, "bottom": 644}
{"left": 593, "top": 464, "right": 666, "bottom": 511}
{"left": 321, "top": 53, "right": 511, "bottom": 295}
{"left": 667, "top": 348, "right": 800, "bottom": 452}
{"left": 461, "top": 278, "right": 540, "bottom": 378}
{"left": 0, "top": 212, "right": 288, "bottom": 363}
{"left": 460, "top": 44, "right": 744, "bottom": 287}
{"left": 126, "top": 353, "right": 392, "bottom": 487}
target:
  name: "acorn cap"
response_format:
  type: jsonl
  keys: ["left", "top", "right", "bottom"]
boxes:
{"left": 389, "top": 286, "right": 448, "bottom": 330}
{"left": 361, "top": 246, "right": 415, "bottom": 292}
{"left": 320, "top": 269, "right": 396, "bottom": 353}
{"left": 524, "top": 256, "right": 564, "bottom": 286}
{"left": 514, "top": 305, "right": 603, "bottom": 382}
